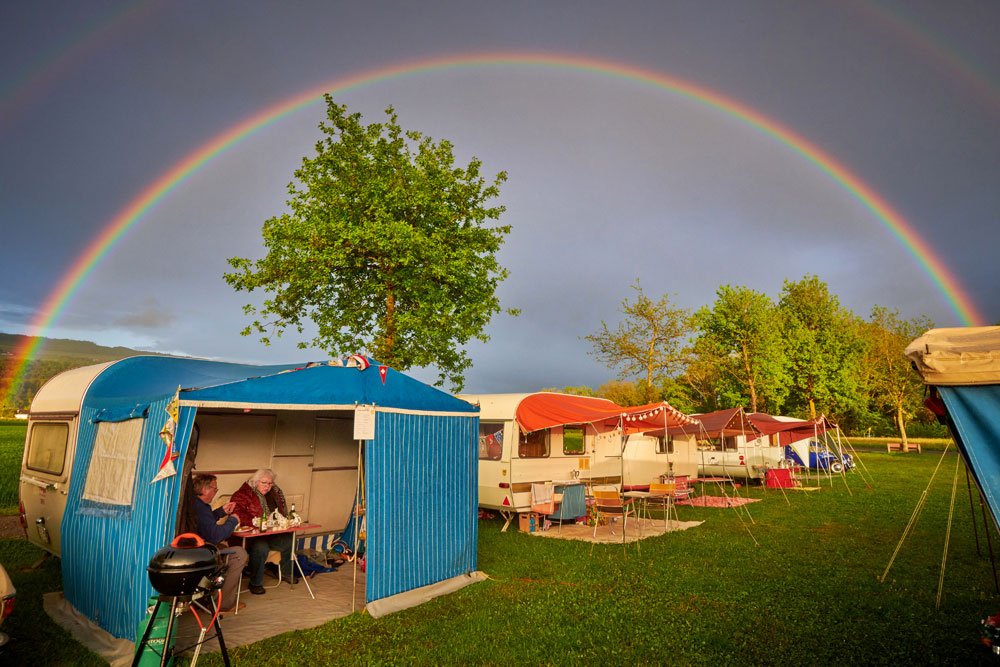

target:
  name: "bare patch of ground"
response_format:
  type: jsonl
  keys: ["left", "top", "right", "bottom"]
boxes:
{"left": 0, "top": 514, "right": 24, "bottom": 539}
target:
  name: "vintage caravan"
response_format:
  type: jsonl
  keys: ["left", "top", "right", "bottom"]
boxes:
{"left": 458, "top": 392, "right": 698, "bottom": 515}
{"left": 20, "top": 356, "right": 480, "bottom": 640}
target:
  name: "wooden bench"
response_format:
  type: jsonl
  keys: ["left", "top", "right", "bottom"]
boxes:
{"left": 886, "top": 442, "right": 922, "bottom": 453}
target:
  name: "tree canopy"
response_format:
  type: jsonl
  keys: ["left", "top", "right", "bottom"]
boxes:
{"left": 225, "top": 97, "right": 516, "bottom": 389}
{"left": 778, "top": 275, "right": 866, "bottom": 420}
{"left": 584, "top": 280, "right": 692, "bottom": 401}
{"left": 692, "top": 285, "right": 790, "bottom": 413}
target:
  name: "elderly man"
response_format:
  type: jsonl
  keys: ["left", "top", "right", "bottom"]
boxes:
{"left": 191, "top": 473, "right": 248, "bottom": 613}
{"left": 231, "top": 469, "right": 295, "bottom": 595}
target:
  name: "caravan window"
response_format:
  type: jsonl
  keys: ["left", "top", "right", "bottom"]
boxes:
{"left": 703, "top": 436, "right": 738, "bottom": 452}
{"left": 562, "top": 426, "right": 585, "bottom": 455}
{"left": 82, "top": 418, "right": 146, "bottom": 506}
{"left": 478, "top": 422, "right": 504, "bottom": 460}
{"left": 655, "top": 434, "right": 674, "bottom": 454}
{"left": 25, "top": 422, "right": 69, "bottom": 476}
{"left": 519, "top": 430, "right": 549, "bottom": 458}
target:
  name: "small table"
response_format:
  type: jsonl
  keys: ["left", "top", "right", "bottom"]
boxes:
{"left": 232, "top": 523, "right": 320, "bottom": 609}
{"left": 623, "top": 490, "right": 674, "bottom": 533}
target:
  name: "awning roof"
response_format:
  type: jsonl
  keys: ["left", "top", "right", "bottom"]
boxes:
{"left": 747, "top": 413, "right": 833, "bottom": 447}
{"left": 81, "top": 355, "right": 476, "bottom": 414}
{"left": 646, "top": 406, "right": 757, "bottom": 438}
{"left": 514, "top": 392, "right": 698, "bottom": 434}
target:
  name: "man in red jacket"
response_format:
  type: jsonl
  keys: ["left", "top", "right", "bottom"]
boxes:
{"left": 231, "top": 469, "right": 294, "bottom": 595}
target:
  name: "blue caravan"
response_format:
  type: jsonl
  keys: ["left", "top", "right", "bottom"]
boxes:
{"left": 19, "top": 356, "right": 480, "bottom": 640}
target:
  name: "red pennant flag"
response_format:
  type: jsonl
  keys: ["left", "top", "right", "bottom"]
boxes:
{"left": 378, "top": 365, "right": 388, "bottom": 385}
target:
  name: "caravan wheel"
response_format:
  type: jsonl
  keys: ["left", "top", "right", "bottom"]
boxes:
{"left": 830, "top": 461, "right": 845, "bottom": 474}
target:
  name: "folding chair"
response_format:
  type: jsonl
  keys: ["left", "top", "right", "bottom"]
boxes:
{"left": 590, "top": 488, "right": 637, "bottom": 556}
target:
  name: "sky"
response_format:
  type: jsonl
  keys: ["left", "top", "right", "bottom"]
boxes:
{"left": 1, "top": 0, "right": 998, "bottom": 394}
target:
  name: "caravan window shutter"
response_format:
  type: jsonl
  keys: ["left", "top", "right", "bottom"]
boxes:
{"left": 82, "top": 417, "right": 146, "bottom": 506}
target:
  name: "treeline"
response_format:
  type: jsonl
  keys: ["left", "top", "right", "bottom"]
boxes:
{"left": 0, "top": 357, "right": 101, "bottom": 416}
{"left": 0, "top": 334, "right": 158, "bottom": 417}
{"left": 554, "top": 275, "right": 950, "bottom": 442}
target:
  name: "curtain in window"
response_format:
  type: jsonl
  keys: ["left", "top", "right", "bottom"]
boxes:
{"left": 82, "top": 418, "right": 145, "bottom": 506}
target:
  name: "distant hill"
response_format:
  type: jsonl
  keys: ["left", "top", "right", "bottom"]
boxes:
{"left": 0, "top": 332, "right": 157, "bottom": 363}
{"left": 0, "top": 333, "right": 177, "bottom": 415}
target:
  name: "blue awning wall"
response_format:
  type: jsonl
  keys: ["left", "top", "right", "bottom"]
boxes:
{"left": 61, "top": 399, "right": 197, "bottom": 640}
{"left": 939, "top": 384, "right": 1000, "bottom": 528}
{"left": 365, "top": 410, "right": 479, "bottom": 602}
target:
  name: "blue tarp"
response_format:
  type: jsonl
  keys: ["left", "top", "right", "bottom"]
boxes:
{"left": 938, "top": 384, "right": 1000, "bottom": 527}
{"left": 182, "top": 363, "right": 476, "bottom": 413}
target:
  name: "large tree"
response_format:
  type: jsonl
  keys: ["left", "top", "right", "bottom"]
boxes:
{"left": 777, "top": 275, "right": 866, "bottom": 421}
{"left": 584, "top": 280, "right": 693, "bottom": 400}
{"left": 863, "top": 306, "right": 933, "bottom": 449}
{"left": 225, "top": 97, "right": 515, "bottom": 389}
{"left": 692, "top": 285, "right": 789, "bottom": 413}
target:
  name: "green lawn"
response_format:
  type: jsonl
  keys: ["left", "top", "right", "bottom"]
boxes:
{"left": 1, "top": 435, "right": 997, "bottom": 664}
{"left": 0, "top": 420, "right": 26, "bottom": 510}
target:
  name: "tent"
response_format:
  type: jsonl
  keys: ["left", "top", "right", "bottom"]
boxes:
{"left": 22, "top": 356, "right": 479, "bottom": 640}
{"left": 906, "top": 326, "right": 1000, "bottom": 528}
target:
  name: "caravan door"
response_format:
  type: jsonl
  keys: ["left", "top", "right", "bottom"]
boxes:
{"left": 20, "top": 416, "right": 77, "bottom": 555}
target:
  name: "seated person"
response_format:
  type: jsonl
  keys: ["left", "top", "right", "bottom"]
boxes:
{"left": 231, "top": 468, "right": 295, "bottom": 595}
{"left": 191, "top": 473, "right": 248, "bottom": 613}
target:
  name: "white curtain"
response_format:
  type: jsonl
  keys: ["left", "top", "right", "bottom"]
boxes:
{"left": 82, "top": 418, "right": 145, "bottom": 506}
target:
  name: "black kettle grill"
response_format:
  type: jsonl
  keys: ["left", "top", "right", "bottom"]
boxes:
{"left": 146, "top": 533, "right": 223, "bottom": 597}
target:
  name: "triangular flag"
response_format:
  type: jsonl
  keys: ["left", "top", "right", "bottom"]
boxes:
{"left": 378, "top": 365, "right": 388, "bottom": 385}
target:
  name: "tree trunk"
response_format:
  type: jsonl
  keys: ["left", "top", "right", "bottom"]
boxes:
{"left": 383, "top": 291, "right": 396, "bottom": 362}
{"left": 808, "top": 398, "right": 817, "bottom": 421}
{"left": 897, "top": 403, "right": 910, "bottom": 452}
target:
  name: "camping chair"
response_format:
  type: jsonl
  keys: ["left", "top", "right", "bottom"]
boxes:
{"left": 647, "top": 482, "right": 678, "bottom": 529}
{"left": 673, "top": 475, "right": 694, "bottom": 501}
{"left": 590, "top": 488, "right": 637, "bottom": 556}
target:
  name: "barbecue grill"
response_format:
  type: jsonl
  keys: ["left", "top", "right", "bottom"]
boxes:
{"left": 146, "top": 533, "right": 224, "bottom": 597}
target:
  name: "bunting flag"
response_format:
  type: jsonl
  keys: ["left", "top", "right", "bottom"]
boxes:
{"left": 378, "top": 365, "right": 388, "bottom": 385}
{"left": 151, "top": 387, "right": 181, "bottom": 483}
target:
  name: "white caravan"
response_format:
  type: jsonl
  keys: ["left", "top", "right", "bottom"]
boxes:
{"left": 458, "top": 393, "right": 696, "bottom": 513}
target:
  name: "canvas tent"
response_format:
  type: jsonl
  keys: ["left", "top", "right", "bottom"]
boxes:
{"left": 906, "top": 326, "right": 1000, "bottom": 528}
{"left": 20, "top": 356, "right": 479, "bottom": 640}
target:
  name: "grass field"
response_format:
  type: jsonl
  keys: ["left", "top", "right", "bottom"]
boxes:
{"left": 0, "top": 420, "right": 25, "bottom": 511}
{"left": 1, "top": 430, "right": 998, "bottom": 665}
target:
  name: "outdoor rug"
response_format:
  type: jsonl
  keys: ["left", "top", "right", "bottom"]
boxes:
{"left": 677, "top": 495, "right": 762, "bottom": 508}
{"left": 528, "top": 517, "right": 703, "bottom": 543}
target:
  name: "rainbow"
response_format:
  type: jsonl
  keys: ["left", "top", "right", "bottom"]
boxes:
{"left": 1, "top": 52, "right": 986, "bottom": 406}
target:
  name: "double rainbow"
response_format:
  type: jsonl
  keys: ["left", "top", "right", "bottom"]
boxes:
{"left": 1, "top": 52, "right": 985, "bottom": 406}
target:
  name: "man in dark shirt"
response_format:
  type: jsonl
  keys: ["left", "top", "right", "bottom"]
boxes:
{"left": 192, "top": 473, "right": 249, "bottom": 613}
